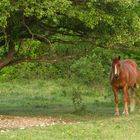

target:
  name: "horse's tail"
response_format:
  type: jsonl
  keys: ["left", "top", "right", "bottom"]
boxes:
{"left": 136, "top": 68, "right": 140, "bottom": 108}
{"left": 130, "top": 67, "right": 140, "bottom": 112}
{"left": 130, "top": 88, "right": 136, "bottom": 112}
{"left": 136, "top": 68, "right": 140, "bottom": 86}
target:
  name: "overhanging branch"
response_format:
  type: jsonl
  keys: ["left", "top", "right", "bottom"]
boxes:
{"left": 7, "top": 53, "right": 81, "bottom": 67}
{"left": 23, "top": 19, "right": 52, "bottom": 46}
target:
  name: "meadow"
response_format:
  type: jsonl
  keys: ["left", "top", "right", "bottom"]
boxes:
{"left": 0, "top": 79, "right": 139, "bottom": 140}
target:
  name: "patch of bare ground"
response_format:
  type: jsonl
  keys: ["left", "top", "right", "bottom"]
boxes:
{"left": 0, "top": 115, "right": 72, "bottom": 131}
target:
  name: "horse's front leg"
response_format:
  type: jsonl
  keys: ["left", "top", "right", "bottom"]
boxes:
{"left": 122, "top": 85, "right": 129, "bottom": 115}
{"left": 112, "top": 87, "right": 119, "bottom": 116}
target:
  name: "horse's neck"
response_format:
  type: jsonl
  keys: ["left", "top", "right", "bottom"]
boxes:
{"left": 120, "top": 61, "right": 124, "bottom": 72}
{"left": 119, "top": 62, "right": 128, "bottom": 76}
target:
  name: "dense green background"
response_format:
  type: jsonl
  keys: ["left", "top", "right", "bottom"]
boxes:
{"left": 0, "top": 0, "right": 140, "bottom": 82}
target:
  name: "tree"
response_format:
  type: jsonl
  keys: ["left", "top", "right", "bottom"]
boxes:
{"left": 0, "top": 0, "right": 139, "bottom": 68}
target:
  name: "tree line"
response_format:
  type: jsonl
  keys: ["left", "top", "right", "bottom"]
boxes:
{"left": 0, "top": 0, "right": 140, "bottom": 83}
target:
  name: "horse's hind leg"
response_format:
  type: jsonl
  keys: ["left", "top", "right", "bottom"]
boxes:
{"left": 135, "top": 84, "right": 140, "bottom": 107}
{"left": 130, "top": 87, "right": 135, "bottom": 112}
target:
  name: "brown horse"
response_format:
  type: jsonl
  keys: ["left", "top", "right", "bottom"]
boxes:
{"left": 110, "top": 56, "right": 140, "bottom": 115}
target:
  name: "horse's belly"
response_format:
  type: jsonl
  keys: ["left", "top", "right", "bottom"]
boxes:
{"left": 128, "top": 70, "right": 137, "bottom": 87}
{"left": 128, "top": 77, "right": 136, "bottom": 87}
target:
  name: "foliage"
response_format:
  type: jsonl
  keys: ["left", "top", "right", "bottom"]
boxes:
{"left": 72, "top": 86, "right": 86, "bottom": 113}
{"left": 71, "top": 51, "right": 105, "bottom": 84}
{"left": 0, "top": 0, "right": 139, "bottom": 68}
{"left": 1, "top": 47, "right": 140, "bottom": 86}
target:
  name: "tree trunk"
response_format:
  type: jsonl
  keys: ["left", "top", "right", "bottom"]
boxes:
{"left": 0, "top": 40, "right": 15, "bottom": 69}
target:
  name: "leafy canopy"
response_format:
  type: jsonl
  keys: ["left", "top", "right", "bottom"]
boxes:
{"left": 0, "top": 0, "right": 139, "bottom": 68}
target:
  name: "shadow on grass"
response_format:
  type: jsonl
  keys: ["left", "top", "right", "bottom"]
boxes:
{"left": 0, "top": 98, "right": 119, "bottom": 121}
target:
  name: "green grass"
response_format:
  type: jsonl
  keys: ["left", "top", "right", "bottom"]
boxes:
{"left": 1, "top": 114, "right": 140, "bottom": 140}
{"left": 0, "top": 79, "right": 140, "bottom": 140}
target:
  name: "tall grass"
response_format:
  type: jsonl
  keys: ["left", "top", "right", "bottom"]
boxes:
{"left": 0, "top": 79, "right": 113, "bottom": 117}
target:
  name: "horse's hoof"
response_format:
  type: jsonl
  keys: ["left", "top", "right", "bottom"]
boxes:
{"left": 122, "top": 111, "right": 129, "bottom": 115}
{"left": 130, "top": 109, "right": 135, "bottom": 113}
{"left": 114, "top": 112, "right": 120, "bottom": 116}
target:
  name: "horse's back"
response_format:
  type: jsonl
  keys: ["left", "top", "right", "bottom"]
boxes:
{"left": 122, "top": 59, "right": 138, "bottom": 75}
{"left": 122, "top": 59, "right": 138, "bottom": 69}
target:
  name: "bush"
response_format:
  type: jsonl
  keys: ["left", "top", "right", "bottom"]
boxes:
{"left": 72, "top": 86, "right": 86, "bottom": 113}
{"left": 70, "top": 51, "right": 105, "bottom": 85}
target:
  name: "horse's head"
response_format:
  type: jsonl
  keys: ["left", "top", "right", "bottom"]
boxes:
{"left": 111, "top": 56, "right": 121, "bottom": 80}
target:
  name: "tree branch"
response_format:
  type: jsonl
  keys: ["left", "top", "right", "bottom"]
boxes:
{"left": 7, "top": 52, "right": 82, "bottom": 67}
{"left": 23, "top": 19, "right": 52, "bottom": 46}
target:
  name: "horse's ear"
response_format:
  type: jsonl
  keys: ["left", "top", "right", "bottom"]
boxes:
{"left": 118, "top": 56, "right": 121, "bottom": 60}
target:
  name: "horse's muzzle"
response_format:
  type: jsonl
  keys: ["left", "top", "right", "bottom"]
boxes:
{"left": 114, "top": 74, "right": 119, "bottom": 80}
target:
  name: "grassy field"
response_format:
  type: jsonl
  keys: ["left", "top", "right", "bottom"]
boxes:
{"left": 0, "top": 79, "right": 140, "bottom": 140}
